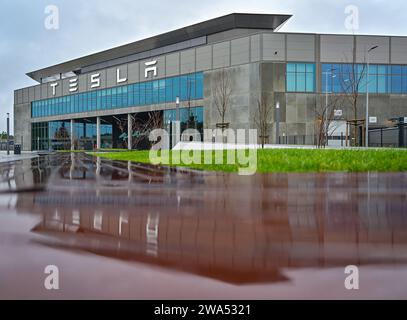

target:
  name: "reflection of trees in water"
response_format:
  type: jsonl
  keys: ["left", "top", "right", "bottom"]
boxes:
{"left": 116, "top": 111, "right": 163, "bottom": 150}
{"left": 54, "top": 123, "right": 70, "bottom": 140}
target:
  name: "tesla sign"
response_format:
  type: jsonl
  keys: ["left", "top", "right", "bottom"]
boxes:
{"left": 49, "top": 60, "right": 158, "bottom": 96}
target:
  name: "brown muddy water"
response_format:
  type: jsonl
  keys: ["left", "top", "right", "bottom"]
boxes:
{"left": 0, "top": 153, "right": 406, "bottom": 299}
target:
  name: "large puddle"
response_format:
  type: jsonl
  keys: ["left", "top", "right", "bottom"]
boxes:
{"left": 0, "top": 153, "right": 406, "bottom": 299}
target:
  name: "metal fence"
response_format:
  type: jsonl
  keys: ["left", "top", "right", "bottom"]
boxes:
{"left": 369, "top": 126, "right": 407, "bottom": 148}
{"left": 277, "top": 135, "right": 315, "bottom": 145}
{"left": 0, "top": 140, "right": 14, "bottom": 151}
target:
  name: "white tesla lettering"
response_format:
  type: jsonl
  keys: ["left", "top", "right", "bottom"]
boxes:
{"left": 117, "top": 68, "right": 127, "bottom": 83}
{"left": 50, "top": 82, "right": 58, "bottom": 96}
{"left": 90, "top": 73, "right": 101, "bottom": 88}
{"left": 49, "top": 63, "right": 160, "bottom": 96}
{"left": 69, "top": 78, "right": 78, "bottom": 92}
{"left": 145, "top": 60, "right": 157, "bottom": 78}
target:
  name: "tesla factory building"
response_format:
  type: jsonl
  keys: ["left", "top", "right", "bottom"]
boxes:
{"left": 14, "top": 13, "right": 407, "bottom": 151}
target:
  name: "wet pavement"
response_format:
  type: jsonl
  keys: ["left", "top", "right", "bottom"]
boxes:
{"left": 0, "top": 152, "right": 406, "bottom": 299}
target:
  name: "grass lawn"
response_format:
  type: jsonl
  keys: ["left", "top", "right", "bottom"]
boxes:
{"left": 88, "top": 148, "right": 407, "bottom": 173}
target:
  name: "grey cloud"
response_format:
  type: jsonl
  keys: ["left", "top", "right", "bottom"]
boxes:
{"left": 1, "top": 0, "right": 406, "bottom": 132}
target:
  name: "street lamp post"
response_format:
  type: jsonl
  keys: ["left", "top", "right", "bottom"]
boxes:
{"left": 175, "top": 96, "right": 180, "bottom": 122}
{"left": 276, "top": 101, "right": 280, "bottom": 144}
{"left": 366, "top": 45, "right": 379, "bottom": 148}
{"left": 323, "top": 69, "right": 336, "bottom": 147}
{"left": 6, "top": 113, "right": 10, "bottom": 155}
{"left": 175, "top": 96, "right": 180, "bottom": 146}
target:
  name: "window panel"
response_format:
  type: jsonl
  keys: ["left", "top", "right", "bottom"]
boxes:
{"left": 378, "top": 65, "right": 387, "bottom": 75}
{"left": 391, "top": 75, "right": 402, "bottom": 93}
{"left": 288, "top": 63, "right": 315, "bottom": 92}
{"left": 296, "top": 63, "right": 306, "bottom": 73}
{"left": 117, "top": 87, "right": 123, "bottom": 107}
{"left": 152, "top": 80, "right": 159, "bottom": 104}
{"left": 128, "top": 85, "right": 134, "bottom": 106}
{"left": 369, "top": 65, "right": 377, "bottom": 74}
{"left": 306, "top": 64, "right": 315, "bottom": 73}
{"left": 391, "top": 65, "right": 402, "bottom": 75}
{"left": 196, "top": 73, "right": 204, "bottom": 99}
{"left": 106, "top": 89, "right": 112, "bottom": 109}
{"left": 122, "top": 86, "right": 128, "bottom": 107}
{"left": 180, "top": 75, "right": 189, "bottom": 100}
{"left": 296, "top": 73, "right": 306, "bottom": 92}
{"left": 111, "top": 88, "right": 117, "bottom": 108}
{"left": 286, "top": 73, "right": 296, "bottom": 92}
{"left": 368, "top": 74, "right": 377, "bottom": 93}
{"left": 173, "top": 77, "right": 180, "bottom": 100}
{"left": 139, "top": 83, "right": 146, "bottom": 105}
{"left": 332, "top": 76, "right": 341, "bottom": 93}
{"left": 306, "top": 73, "right": 314, "bottom": 92}
{"left": 287, "top": 63, "right": 296, "bottom": 73}
{"left": 402, "top": 75, "right": 407, "bottom": 94}
{"left": 159, "top": 79, "right": 166, "bottom": 104}
{"left": 145, "top": 81, "right": 152, "bottom": 105}
{"left": 378, "top": 75, "right": 387, "bottom": 93}
{"left": 165, "top": 78, "right": 173, "bottom": 103}
{"left": 133, "top": 83, "right": 140, "bottom": 106}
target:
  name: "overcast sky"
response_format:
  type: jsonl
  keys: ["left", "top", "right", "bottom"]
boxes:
{"left": 1, "top": 0, "right": 406, "bottom": 133}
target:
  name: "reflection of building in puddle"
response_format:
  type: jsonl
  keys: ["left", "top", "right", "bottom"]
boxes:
{"left": 93, "top": 211, "right": 103, "bottom": 231}
{"left": 4, "top": 153, "right": 407, "bottom": 284}
{"left": 28, "top": 198, "right": 407, "bottom": 285}
{"left": 146, "top": 214, "right": 159, "bottom": 257}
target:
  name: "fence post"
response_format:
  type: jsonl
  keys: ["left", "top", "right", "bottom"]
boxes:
{"left": 399, "top": 117, "right": 405, "bottom": 148}
{"left": 380, "top": 128, "right": 383, "bottom": 148}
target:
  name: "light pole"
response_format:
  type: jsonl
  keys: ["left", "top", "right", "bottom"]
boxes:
{"left": 175, "top": 96, "right": 180, "bottom": 146}
{"left": 175, "top": 96, "right": 180, "bottom": 122}
{"left": 366, "top": 45, "right": 379, "bottom": 148}
{"left": 323, "top": 69, "right": 336, "bottom": 147}
{"left": 275, "top": 101, "right": 280, "bottom": 144}
{"left": 6, "top": 113, "right": 10, "bottom": 155}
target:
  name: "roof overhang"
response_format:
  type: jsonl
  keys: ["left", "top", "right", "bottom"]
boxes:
{"left": 26, "top": 13, "right": 292, "bottom": 83}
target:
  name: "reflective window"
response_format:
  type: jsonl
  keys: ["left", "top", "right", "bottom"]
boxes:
{"left": 286, "top": 63, "right": 315, "bottom": 92}
{"left": 32, "top": 72, "right": 204, "bottom": 118}
{"left": 322, "top": 63, "right": 407, "bottom": 94}
{"left": 163, "top": 106, "right": 204, "bottom": 142}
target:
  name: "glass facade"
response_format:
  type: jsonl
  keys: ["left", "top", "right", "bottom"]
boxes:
{"left": 32, "top": 72, "right": 204, "bottom": 118}
{"left": 286, "top": 63, "right": 316, "bottom": 92}
{"left": 322, "top": 63, "right": 407, "bottom": 94}
{"left": 32, "top": 121, "right": 112, "bottom": 151}
{"left": 164, "top": 106, "right": 204, "bottom": 142}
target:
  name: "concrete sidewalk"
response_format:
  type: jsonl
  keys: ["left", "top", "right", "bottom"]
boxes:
{"left": 0, "top": 151, "right": 39, "bottom": 163}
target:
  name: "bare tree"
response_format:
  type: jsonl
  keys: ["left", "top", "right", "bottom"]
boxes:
{"left": 337, "top": 45, "right": 367, "bottom": 146}
{"left": 213, "top": 68, "right": 232, "bottom": 129}
{"left": 115, "top": 111, "right": 163, "bottom": 149}
{"left": 254, "top": 91, "right": 273, "bottom": 148}
{"left": 314, "top": 94, "right": 344, "bottom": 148}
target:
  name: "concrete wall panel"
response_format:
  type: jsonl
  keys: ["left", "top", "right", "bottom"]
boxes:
{"left": 196, "top": 46, "right": 212, "bottom": 71}
{"left": 128, "top": 62, "right": 140, "bottom": 83}
{"left": 391, "top": 37, "right": 407, "bottom": 64}
{"left": 213, "top": 42, "right": 230, "bottom": 69}
{"left": 356, "top": 36, "right": 389, "bottom": 63}
{"left": 231, "top": 37, "right": 250, "bottom": 66}
{"left": 250, "top": 35, "right": 261, "bottom": 62}
{"left": 165, "top": 52, "right": 180, "bottom": 76}
{"left": 287, "top": 34, "right": 315, "bottom": 62}
{"left": 320, "top": 35, "right": 354, "bottom": 63}
{"left": 180, "top": 49, "right": 195, "bottom": 74}
{"left": 263, "top": 33, "right": 285, "bottom": 61}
